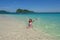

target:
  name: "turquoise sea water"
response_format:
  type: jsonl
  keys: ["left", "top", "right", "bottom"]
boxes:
{"left": 0, "top": 12, "right": 60, "bottom": 38}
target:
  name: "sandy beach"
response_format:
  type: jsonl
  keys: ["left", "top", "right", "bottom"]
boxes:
{"left": 0, "top": 16, "right": 59, "bottom": 40}
{"left": 0, "top": 0, "right": 60, "bottom": 40}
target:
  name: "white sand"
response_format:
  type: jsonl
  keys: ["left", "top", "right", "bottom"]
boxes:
{"left": 0, "top": 16, "right": 58, "bottom": 40}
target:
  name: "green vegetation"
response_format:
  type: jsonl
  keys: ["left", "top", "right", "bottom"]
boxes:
{"left": 0, "top": 9, "right": 34, "bottom": 14}
{"left": 16, "top": 9, "right": 34, "bottom": 13}
{"left": 0, "top": 10, "right": 7, "bottom": 13}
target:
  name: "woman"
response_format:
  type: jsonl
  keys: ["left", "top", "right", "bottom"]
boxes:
{"left": 27, "top": 18, "right": 37, "bottom": 28}
{"left": 26, "top": 19, "right": 33, "bottom": 28}
{"left": 28, "top": 19, "right": 33, "bottom": 28}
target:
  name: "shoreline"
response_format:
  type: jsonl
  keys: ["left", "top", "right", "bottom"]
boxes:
{"left": 0, "top": 15, "right": 59, "bottom": 40}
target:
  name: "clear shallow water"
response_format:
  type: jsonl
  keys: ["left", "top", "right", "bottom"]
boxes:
{"left": 0, "top": 13, "right": 60, "bottom": 37}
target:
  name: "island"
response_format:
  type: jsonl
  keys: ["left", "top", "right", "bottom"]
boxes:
{"left": 0, "top": 9, "right": 34, "bottom": 14}
{"left": 16, "top": 9, "right": 34, "bottom": 13}
{"left": 0, "top": 10, "right": 8, "bottom": 13}
{"left": 0, "top": 10, "right": 16, "bottom": 14}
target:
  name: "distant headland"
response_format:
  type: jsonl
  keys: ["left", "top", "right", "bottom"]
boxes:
{"left": 16, "top": 9, "right": 34, "bottom": 13}
{"left": 0, "top": 9, "right": 60, "bottom": 14}
{"left": 0, "top": 9, "right": 34, "bottom": 14}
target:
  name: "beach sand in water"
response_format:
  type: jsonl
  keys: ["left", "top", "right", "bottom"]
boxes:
{"left": 0, "top": 16, "right": 59, "bottom": 40}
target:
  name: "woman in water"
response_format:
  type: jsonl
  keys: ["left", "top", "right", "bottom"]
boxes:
{"left": 27, "top": 18, "right": 38, "bottom": 28}
{"left": 28, "top": 19, "right": 33, "bottom": 28}
{"left": 26, "top": 19, "right": 33, "bottom": 28}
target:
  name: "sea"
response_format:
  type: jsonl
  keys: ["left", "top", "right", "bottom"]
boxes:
{"left": 0, "top": 12, "right": 60, "bottom": 39}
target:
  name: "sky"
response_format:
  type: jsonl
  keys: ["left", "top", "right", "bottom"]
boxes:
{"left": 0, "top": 0, "right": 60, "bottom": 12}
